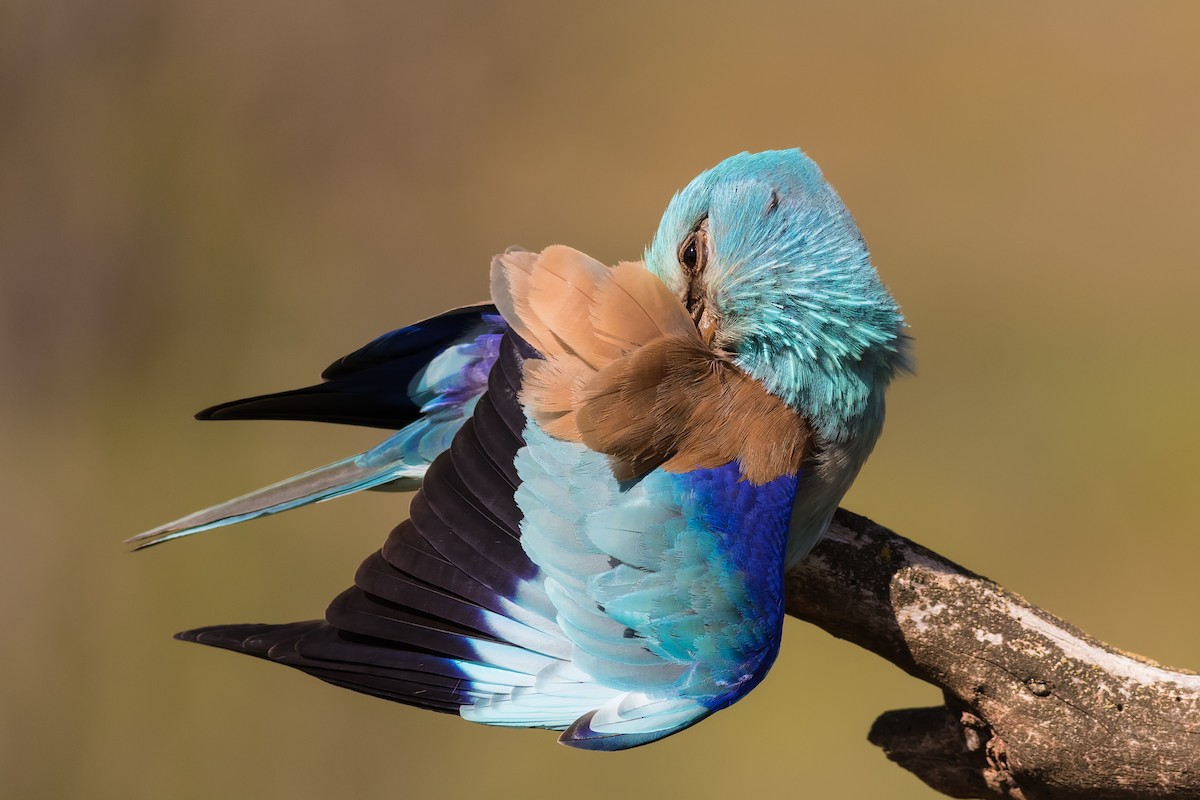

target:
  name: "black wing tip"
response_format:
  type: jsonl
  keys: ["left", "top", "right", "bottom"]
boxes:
{"left": 175, "top": 621, "right": 486, "bottom": 713}
{"left": 193, "top": 389, "right": 415, "bottom": 429}
{"left": 193, "top": 393, "right": 297, "bottom": 421}
{"left": 174, "top": 621, "right": 322, "bottom": 656}
{"left": 174, "top": 622, "right": 271, "bottom": 647}
{"left": 193, "top": 390, "right": 322, "bottom": 422}
{"left": 193, "top": 402, "right": 232, "bottom": 421}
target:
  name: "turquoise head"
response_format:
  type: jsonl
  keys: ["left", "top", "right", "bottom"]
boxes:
{"left": 644, "top": 149, "right": 908, "bottom": 442}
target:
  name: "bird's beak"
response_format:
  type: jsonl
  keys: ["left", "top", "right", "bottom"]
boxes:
{"left": 697, "top": 306, "right": 718, "bottom": 347}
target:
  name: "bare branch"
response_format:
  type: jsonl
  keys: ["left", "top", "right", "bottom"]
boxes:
{"left": 786, "top": 510, "right": 1200, "bottom": 800}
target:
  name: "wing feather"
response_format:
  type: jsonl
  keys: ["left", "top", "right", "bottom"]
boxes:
{"left": 175, "top": 248, "right": 805, "bottom": 750}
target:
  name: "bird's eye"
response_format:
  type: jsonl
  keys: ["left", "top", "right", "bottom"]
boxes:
{"left": 681, "top": 237, "right": 699, "bottom": 271}
{"left": 678, "top": 222, "right": 708, "bottom": 274}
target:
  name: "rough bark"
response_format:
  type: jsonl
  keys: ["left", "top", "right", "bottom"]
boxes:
{"left": 785, "top": 509, "right": 1200, "bottom": 800}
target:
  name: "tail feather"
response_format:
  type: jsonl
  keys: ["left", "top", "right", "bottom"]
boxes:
{"left": 131, "top": 307, "right": 508, "bottom": 550}
{"left": 126, "top": 453, "right": 423, "bottom": 550}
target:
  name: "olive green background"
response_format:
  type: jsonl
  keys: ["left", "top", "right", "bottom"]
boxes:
{"left": 4, "top": 3, "right": 1199, "bottom": 798}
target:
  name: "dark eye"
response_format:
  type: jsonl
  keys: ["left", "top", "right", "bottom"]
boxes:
{"left": 678, "top": 221, "right": 708, "bottom": 274}
{"left": 680, "top": 236, "right": 699, "bottom": 271}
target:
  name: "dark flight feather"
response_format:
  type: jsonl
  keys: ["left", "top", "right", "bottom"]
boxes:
{"left": 196, "top": 304, "right": 502, "bottom": 430}
{"left": 176, "top": 334, "right": 565, "bottom": 713}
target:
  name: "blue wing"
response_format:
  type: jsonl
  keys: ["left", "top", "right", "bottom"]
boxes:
{"left": 128, "top": 305, "right": 508, "bottom": 549}
{"left": 178, "top": 332, "right": 799, "bottom": 749}
{"left": 476, "top": 420, "right": 797, "bottom": 749}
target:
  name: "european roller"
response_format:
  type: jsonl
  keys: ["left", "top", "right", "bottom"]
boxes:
{"left": 132, "top": 149, "right": 908, "bottom": 749}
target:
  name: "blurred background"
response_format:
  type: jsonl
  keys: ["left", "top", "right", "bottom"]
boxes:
{"left": 4, "top": 2, "right": 1199, "bottom": 798}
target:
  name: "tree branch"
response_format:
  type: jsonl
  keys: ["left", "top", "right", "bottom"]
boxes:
{"left": 785, "top": 509, "right": 1200, "bottom": 800}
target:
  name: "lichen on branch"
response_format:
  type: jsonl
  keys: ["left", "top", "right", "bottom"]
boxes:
{"left": 786, "top": 510, "right": 1200, "bottom": 800}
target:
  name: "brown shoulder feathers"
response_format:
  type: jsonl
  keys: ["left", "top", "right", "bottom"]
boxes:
{"left": 490, "top": 246, "right": 809, "bottom": 484}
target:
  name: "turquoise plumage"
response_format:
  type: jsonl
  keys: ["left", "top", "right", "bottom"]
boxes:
{"left": 136, "top": 149, "right": 908, "bottom": 749}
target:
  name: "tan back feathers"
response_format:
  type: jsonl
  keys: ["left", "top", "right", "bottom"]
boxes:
{"left": 491, "top": 246, "right": 808, "bottom": 484}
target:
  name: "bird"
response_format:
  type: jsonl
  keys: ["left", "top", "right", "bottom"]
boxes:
{"left": 131, "top": 149, "right": 908, "bottom": 750}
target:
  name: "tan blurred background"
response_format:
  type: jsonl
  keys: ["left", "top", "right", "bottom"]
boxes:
{"left": 4, "top": 2, "right": 1200, "bottom": 798}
